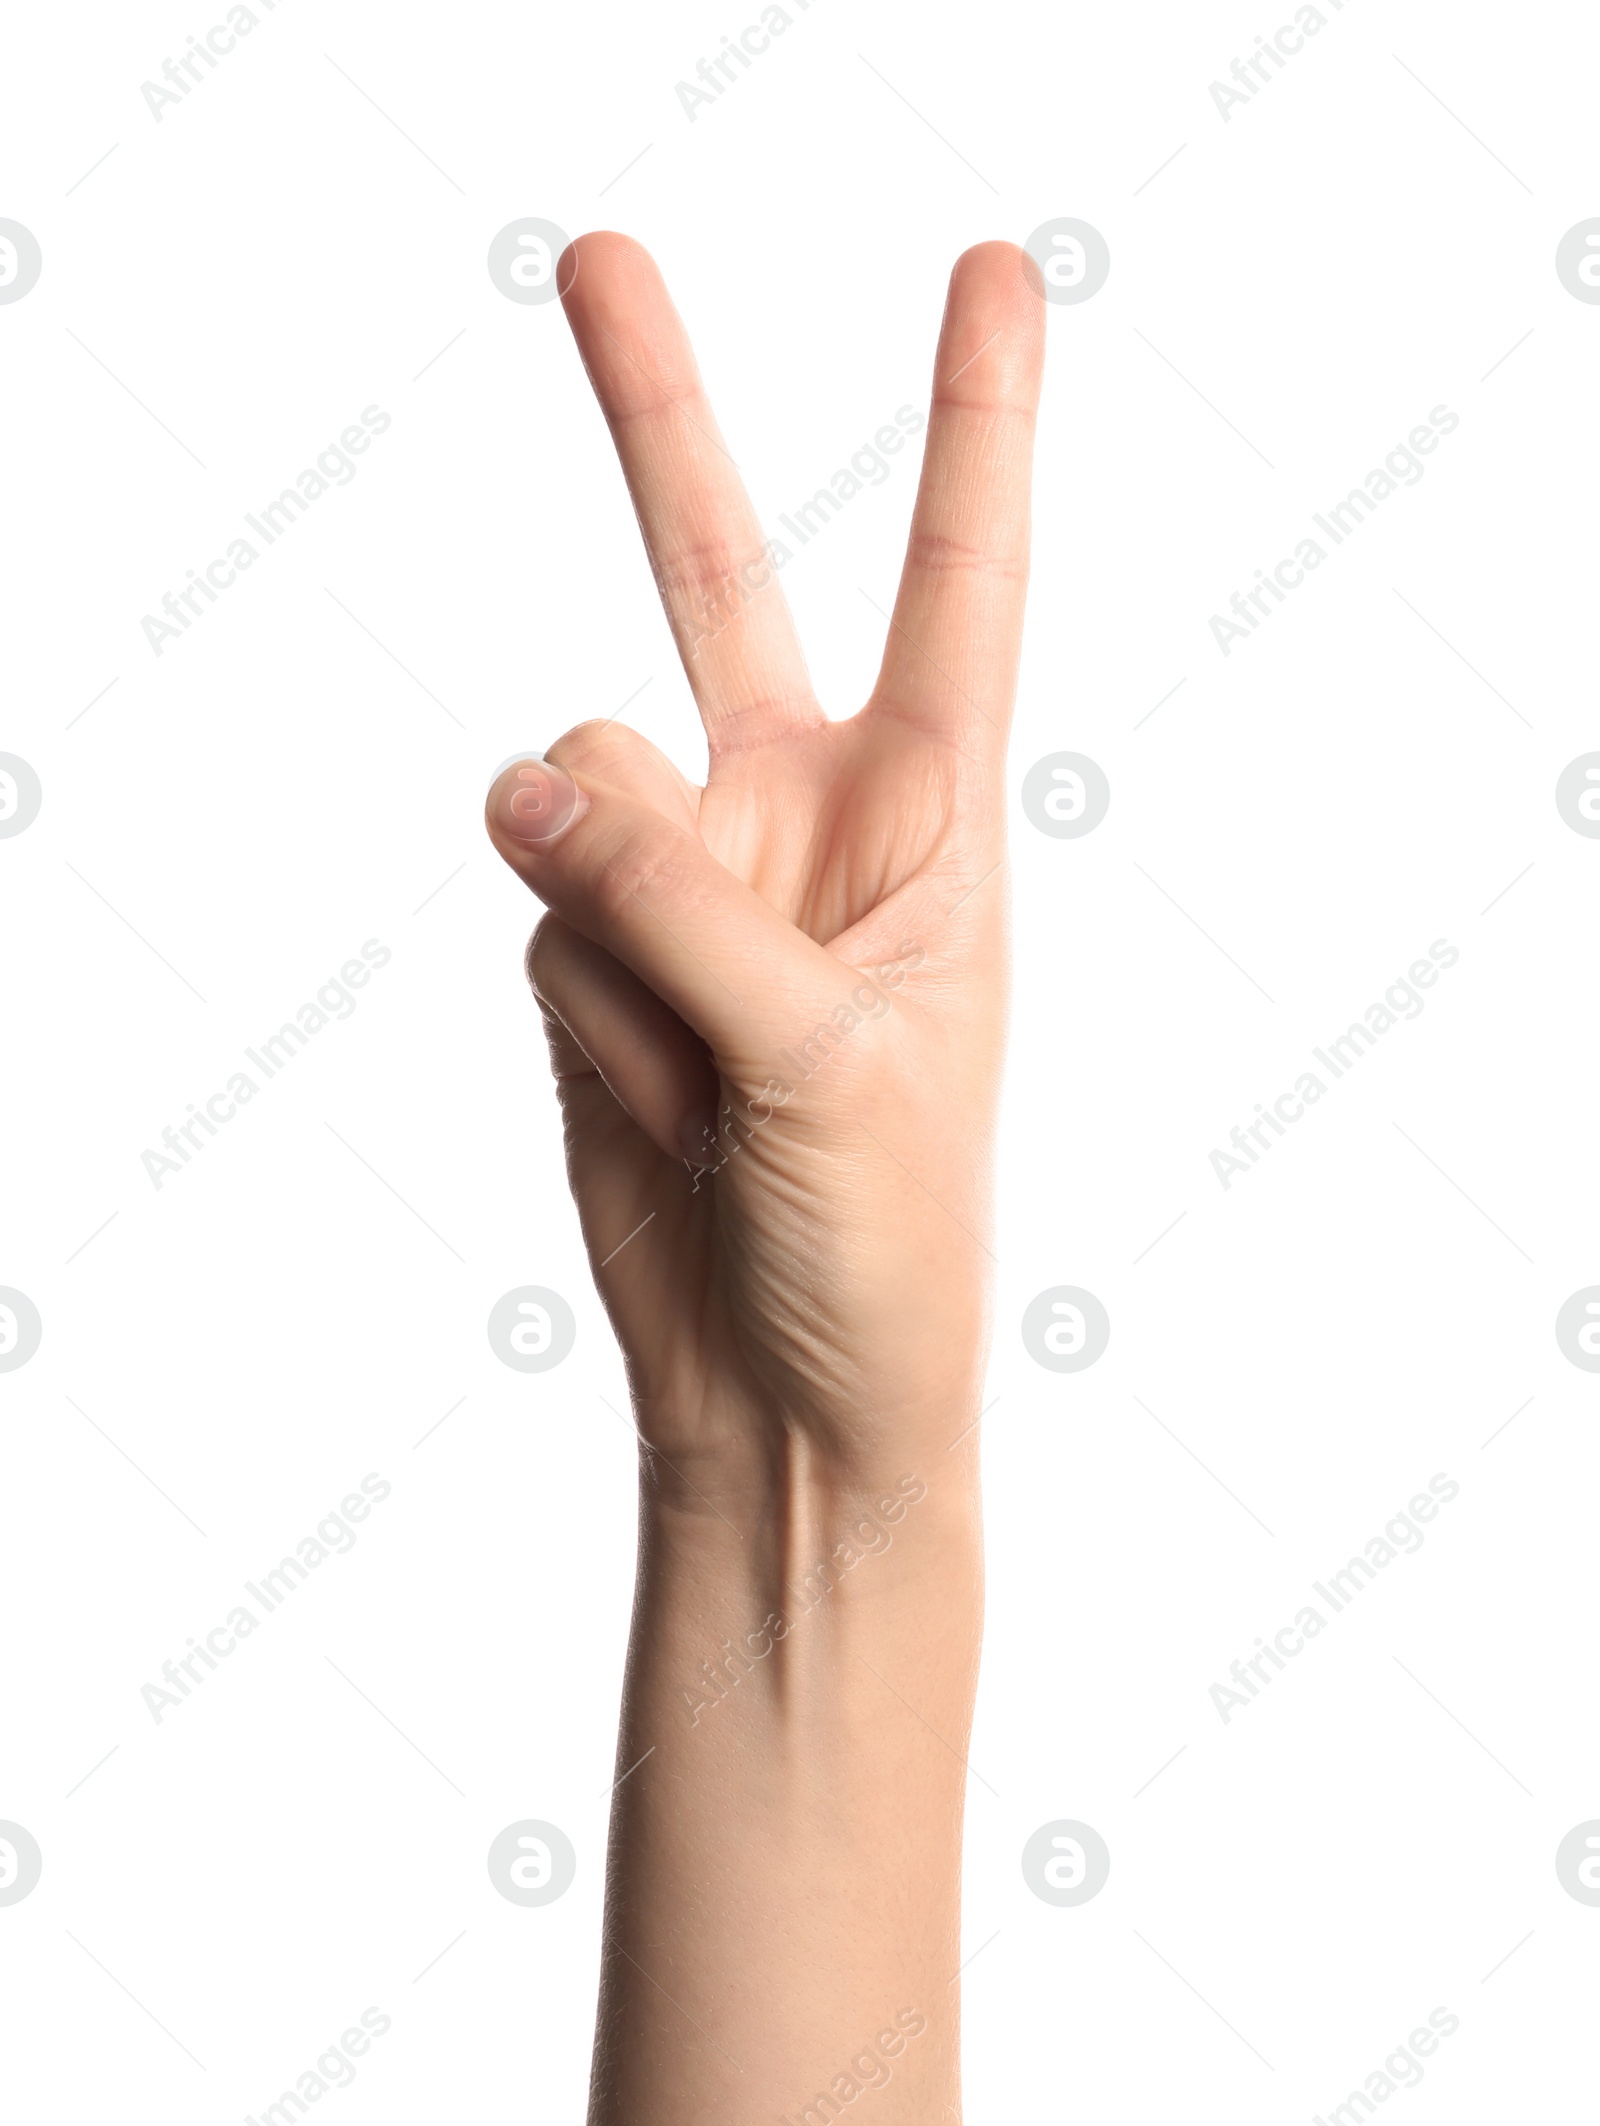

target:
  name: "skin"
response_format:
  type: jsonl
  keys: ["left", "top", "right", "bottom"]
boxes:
{"left": 485, "top": 230, "right": 1043, "bottom": 2125}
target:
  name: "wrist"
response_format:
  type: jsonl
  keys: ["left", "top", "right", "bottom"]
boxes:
{"left": 631, "top": 1375, "right": 985, "bottom": 1526}
{"left": 632, "top": 1440, "right": 982, "bottom": 1738}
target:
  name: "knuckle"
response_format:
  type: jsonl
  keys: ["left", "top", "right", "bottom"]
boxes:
{"left": 593, "top": 827, "right": 698, "bottom": 927}
{"left": 904, "top": 526, "right": 1027, "bottom": 581}
{"left": 657, "top": 537, "right": 770, "bottom": 610}
{"left": 546, "top": 718, "right": 667, "bottom": 788}
{"left": 523, "top": 912, "right": 568, "bottom": 999}
{"left": 544, "top": 719, "right": 619, "bottom": 774}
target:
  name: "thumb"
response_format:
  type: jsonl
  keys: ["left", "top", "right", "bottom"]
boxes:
{"left": 485, "top": 756, "right": 841, "bottom": 1069}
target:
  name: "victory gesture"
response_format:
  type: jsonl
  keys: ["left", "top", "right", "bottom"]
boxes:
{"left": 485, "top": 231, "right": 1043, "bottom": 2125}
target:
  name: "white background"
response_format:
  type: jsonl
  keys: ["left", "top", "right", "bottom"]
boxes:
{"left": 3, "top": 0, "right": 1598, "bottom": 2119}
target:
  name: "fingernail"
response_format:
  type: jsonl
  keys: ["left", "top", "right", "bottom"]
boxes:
{"left": 493, "top": 758, "right": 588, "bottom": 846}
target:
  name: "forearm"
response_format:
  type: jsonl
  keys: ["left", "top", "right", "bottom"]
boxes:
{"left": 587, "top": 1435, "right": 984, "bottom": 2125}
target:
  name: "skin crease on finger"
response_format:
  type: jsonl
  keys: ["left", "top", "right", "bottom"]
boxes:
{"left": 485, "top": 231, "right": 1043, "bottom": 2126}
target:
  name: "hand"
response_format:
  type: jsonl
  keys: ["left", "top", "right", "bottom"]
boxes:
{"left": 485, "top": 232, "right": 1044, "bottom": 1504}
{"left": 485, "top": 232, "right": 1044, "bottom": 2126}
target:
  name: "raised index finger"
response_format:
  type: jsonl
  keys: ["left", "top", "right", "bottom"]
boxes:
{"left": 559, "top": 231, "right": 822, "bottom": 757}
{"left": 868, "top": 242, "right": 1045, "bottom": 748}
